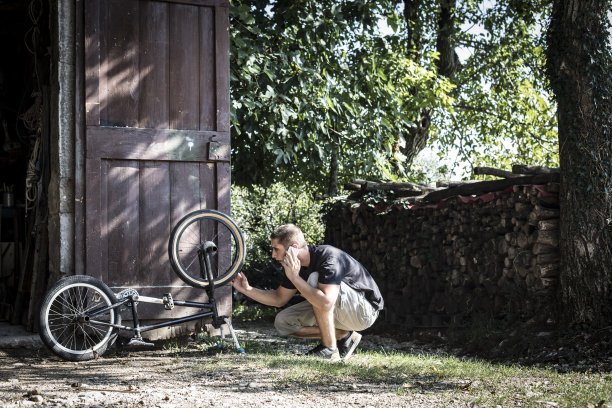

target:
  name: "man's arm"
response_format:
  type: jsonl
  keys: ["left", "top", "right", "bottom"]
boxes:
{"left": 282, "top": 250, "right": 340, "bottom": 311}
{"left": 290, "top": 278, "right": 339, "bottom": 312}
{"left": 230, "top": 272, "right": 296, "bottom": 308}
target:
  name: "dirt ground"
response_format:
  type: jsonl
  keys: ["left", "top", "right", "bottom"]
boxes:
{"left": 0, "top": 321, "right": 485, "bottom": 408}
{"left": 1, "top": 319, "right": 610, "bottom": 408}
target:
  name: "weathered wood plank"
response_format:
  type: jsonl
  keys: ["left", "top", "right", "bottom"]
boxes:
{"left": 75, "top": 0, "right": 86, "bottom": 275}
{"left": 86, "top": 126, "right": 229, "bottom": 161}
{"left": 105, "top": 161, "right": 140, "bottom": 285}
{"left": 103, "top": 0, "right": 140, "bottom": 127}
{"left": 512, "top": 164, "right": 560, "bottom": 174}
{"left": 170, "top": 162, "right": 201, "bottom": 228}
{"left": 140, "top": 162, "right": 172, "bottom": 285}
{"left": 199, "top": 6, "right": 216, "bottom": 131}
{"left": 473, "top": 167, "right": 521, "bottom": 178}
{"left": 84, "top": 0, "right": 100, "bottom": 126}
{"left": 216, "top": 162, "right": 231, "bottom": 285}
{"left": 346, "top": 179, "right": 432, "bottom": 195}
{"left": 199, "top": 162, "right": 216, "bottom": 209}
{"left": 85, "top": 158, "right": 103, "bottom": 280}
{"left": 423, "top": 173, "right": 561, "bottom": 203}
{"left": 160, "top": 0, "right": 227, "bottom": 7}
{"left": 139, "top": 1, "right": 169, "bottom": 128}
{"left": 436, "top": 180, "right": 481, "bottom": 188}
{"left": 169, "top": 3, "right": 199, "bottom": 130}
{"left": 215, "top": 5, "right": 230, "bottom": 132}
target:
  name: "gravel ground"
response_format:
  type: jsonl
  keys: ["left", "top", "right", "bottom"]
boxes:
{"left": 0, "top": 321, "right": 479, "bottom": 408}
{"left": 2, "top": 319, "right": 610, "bottom": 408}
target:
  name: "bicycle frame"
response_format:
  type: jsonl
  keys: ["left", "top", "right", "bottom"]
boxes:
{"left": 39, "top": 211, "right": 247, "bottom": 362}
{"left": 83, "top": 240, "right": 243, "bottom": 351}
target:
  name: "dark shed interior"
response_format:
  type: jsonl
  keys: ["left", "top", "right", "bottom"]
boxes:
{"left": 0, "top": 0, "right": 50, "bottom": 327}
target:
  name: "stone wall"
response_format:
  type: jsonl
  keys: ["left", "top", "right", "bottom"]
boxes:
{"left": 324, "top": 182, "right": 561, "bottom": 328}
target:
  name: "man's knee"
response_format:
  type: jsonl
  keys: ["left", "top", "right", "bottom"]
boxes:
{"left": 273, "top": 300, "right": 318, "bottom": 336}
{"left": 274, "top": 308, "right": 296, "bottom": 336}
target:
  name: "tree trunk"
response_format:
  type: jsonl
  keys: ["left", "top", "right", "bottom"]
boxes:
{"left": 328, "top": 149, "right": 339, "bottom": 196}
{"left": 399, "top": 0, "right": 430, "bottom": 167}
{"left": 435, "top": 0, "right": 460, "bottom": 79}
{"left": 546, "top": 0, "right": 612, "bottom": 327}
{"left": 400, "top": 0, "right": 459, "bottom": 167}
{"left": 403, "top": 0, "right": 424, "bottom": 60}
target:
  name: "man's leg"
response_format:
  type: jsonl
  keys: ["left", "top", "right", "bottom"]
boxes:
{"left": 331, "top": 283, "right": 379, "bottom": 359}
{"left": 288, "top": 326, "right": 348, "bottom": 340}
{"left": 273, "top": 300, "right": 341, "bottom": 360}
{"left": 275, "top": 283, "right": 378, "bottom": 360}
{"left": 332, "top": 282, "right": 379, "bottom": 332}
{"left": 290, "top": 304, "right": 344, "bottom": 349}
{"left": 274, "top": 300, "right": 317, "bottom": 336}
{"left": 275, "top": 283, "right": 377, "bottom": 339}
{"left": 275, "top": 273, "right": 345, "bottom": 347}
{"left": 274, "top": 300, "right": 347, "bottom": 347}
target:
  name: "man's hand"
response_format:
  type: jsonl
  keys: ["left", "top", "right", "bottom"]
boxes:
{"left": 230, "top": 272, "right": 296, "bottom": 308}
{"left": 282, "top": 246, "right": 301, "bottom": 281}
{"left": 230, "top": 272, "right": 251, "bottom": 294}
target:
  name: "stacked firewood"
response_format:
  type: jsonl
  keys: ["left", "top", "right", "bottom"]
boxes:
{"left": 325, "top": 165, "right": 560, "bottom": 327}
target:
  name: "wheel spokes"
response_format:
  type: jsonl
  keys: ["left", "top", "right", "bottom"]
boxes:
{"left": 47, "top": 285, "right": 113, "bottom": 352}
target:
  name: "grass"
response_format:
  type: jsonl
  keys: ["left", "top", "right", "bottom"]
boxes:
{"left": 151, "top": 307, "right": 610, "bottom": 407}
{"left": 186, "top": 335, "right": 611, "bottom": 408}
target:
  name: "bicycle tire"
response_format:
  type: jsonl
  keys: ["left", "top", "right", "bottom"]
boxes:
{"left": 39, "top": 275, "right": 121, "bottom": 361}
{"left": 168, "top": 209, "right": 246, "bottom": 289}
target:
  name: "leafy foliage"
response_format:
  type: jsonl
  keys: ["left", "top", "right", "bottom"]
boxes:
{"left": 231, "top": 183, "right": 326, "bottom": 288}
{"left": 230, "top": 0, "right": 560, "bottom": 188}
{"left": 430, "top": 0, "right": 559, "bottom": 173}
{"left": 230, "top": 0, "right": 453, "bottom": 193}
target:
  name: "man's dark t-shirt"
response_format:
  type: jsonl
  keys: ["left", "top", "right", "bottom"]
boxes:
{"left": 280, "top": 245, "right": 384, "bottom": 311}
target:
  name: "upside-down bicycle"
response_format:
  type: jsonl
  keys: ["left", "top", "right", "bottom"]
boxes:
{"left": 38, "top": 210, "right": 246, "bottom": 362}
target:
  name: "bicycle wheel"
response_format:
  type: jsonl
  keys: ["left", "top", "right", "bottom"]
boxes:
{"left": 39, "top": 275, "right": 121, "bottom": 361}
{"left": 169, "top": 210, "right": 246, "bottom": 289}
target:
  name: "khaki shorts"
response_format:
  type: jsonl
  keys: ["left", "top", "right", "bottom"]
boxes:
{"left": 274, "top": 280, "right": 379, "bottom": 336}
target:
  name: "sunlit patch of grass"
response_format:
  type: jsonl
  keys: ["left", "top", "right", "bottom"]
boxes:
{"left": 162, "top": 342, "right": 190, "bottom": 354}
{"left": 191, "top": 342, "right": 612, "bottom": 407}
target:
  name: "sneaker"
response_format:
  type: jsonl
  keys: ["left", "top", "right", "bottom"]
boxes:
{"left": 337, "top": 331, "right": 362, "bottom": 360}
{"left": 305, "top": 344, "right": 341, "bottom": 361}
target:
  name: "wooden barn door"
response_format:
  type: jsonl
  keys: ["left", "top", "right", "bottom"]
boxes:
{"left": 81, "top": 0, "right": 230, "bottom": 320}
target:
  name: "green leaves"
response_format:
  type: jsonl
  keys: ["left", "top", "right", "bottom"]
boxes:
{"left": 430, "top": 0, "right": 558, "bottom": 172}
{"left": 231, "top": 183, "right": 326, "bottom": 279}
{"left": 230, "top": 0, "right": 559, "bottom": 190}
{"left": 230, "top": 0, "right": 444, "bottom": 192}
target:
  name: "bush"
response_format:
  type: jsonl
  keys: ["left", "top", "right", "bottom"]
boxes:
{"left": 230, "top": 184, "right": 326, "bottom": 289}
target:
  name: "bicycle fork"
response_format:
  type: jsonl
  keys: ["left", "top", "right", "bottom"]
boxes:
{"left": 198, "top": 242, "right": 245, "bottom": 353}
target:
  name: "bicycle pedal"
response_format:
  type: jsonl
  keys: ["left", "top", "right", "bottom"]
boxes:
{"left": 126, "top": 337, "right": 155, "bottom": 347}
{"left": 163, "top": 293, "right": 174, "bottom": 310}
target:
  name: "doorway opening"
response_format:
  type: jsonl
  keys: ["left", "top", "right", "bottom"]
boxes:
{"left": 0, "top": 0, "right": 51, "bottom": 329}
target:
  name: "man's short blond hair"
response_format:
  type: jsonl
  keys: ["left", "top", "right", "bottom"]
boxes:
{"left": 270, "top": 224, "right": 307, "bottom": 249}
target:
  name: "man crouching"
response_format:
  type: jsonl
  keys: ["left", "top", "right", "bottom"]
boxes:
{"left": 231, "top": 224, "right": 384, "bottom": 361}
